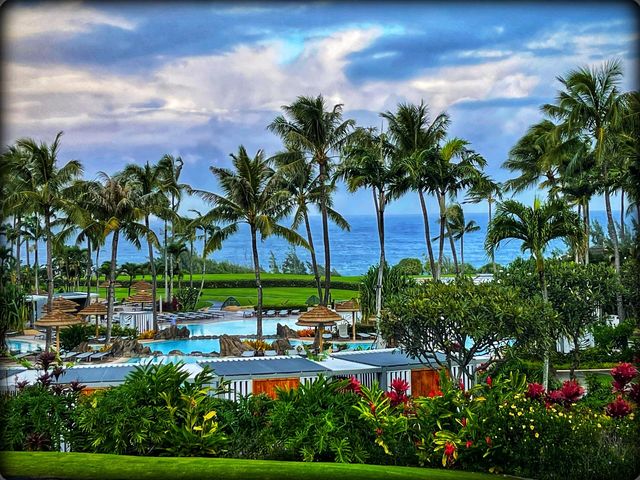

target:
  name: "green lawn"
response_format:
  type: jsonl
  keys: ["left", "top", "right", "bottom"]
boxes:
{"left": 115, "top": 273, "right": 363, "bottom": 283}
{"left": 0, "top": 452, "right": 501, "bottom": 480}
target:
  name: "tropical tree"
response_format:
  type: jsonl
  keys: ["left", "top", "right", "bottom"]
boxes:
{"left": 268, "top": 95, "right": 354, "bottom": 305}
{"left": 382, "top": 101, "right": 449, "bottom": 279}
{"left": 339, "top": 127, "right": 406, "bottom": 340}
{"left": 542, "top": 59, "right": 629, "bottom": 320}
{"left": 445, "top": 203, "right": 480, "bottom": 270}
{"left": 122, "top": 161, "right": 171, "bottom": 330}
{"left": 192, "top": 146, "right": 306, "bottom": 337}
{"left": 465, "top": 176, "right": 502, "bottom": 272}
{"left": 12, "top": 132, "right": 83, "bottom": 349}
{"left": 273, "top": 149, "right": 349, "bottom": 301}
{"left": 485, "top": 198, "right": 585, "bottom": 388}
{"left": 90, "top": 173, "right": 150, "bottom": 343}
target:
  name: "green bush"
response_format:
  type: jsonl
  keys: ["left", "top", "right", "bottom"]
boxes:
{"left": 394, "top": 258, "right": 423, "bottom": 276}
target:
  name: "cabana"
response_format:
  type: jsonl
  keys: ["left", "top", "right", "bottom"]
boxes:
{"left": 78, "top": 303, "right": 108, "bottom": 338}
{"left": 198, "top": 356, "right": 330, "bottom": 401}
{"left": 296, "top": 305, "right": 341, "bottom": 353}
{"left": 34, "top": 309, "right": 84, "bottom": 353}
{"left": 335, "top": 299, "right": 360, "bottom": 340}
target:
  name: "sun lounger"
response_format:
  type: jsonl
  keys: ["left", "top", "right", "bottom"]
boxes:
{"left": 322, "top": 333, "right": 333, "bottom": 340}
{"left": 264, "top": 350, "right": 277, "bottom": 356}
{"left": 12, "top": 352, "right": 32, "bottom": 360}
{"left": 90, "top": 351, "right": 112, "bottom": 362}
{"left": 338, "top": 322, "right": 349, "bottom": 339}
{"left": 241, "top": 350, "right": 255, "bottom": 357}
{"left": 61, "top": 351, "right": 79, "bottom": 361}
{"left": 278, "top": 310, "right": 288, "bottom": 317}
{"left": 266, "top": 310, "right": 276, "bottom": 317}
{"left": 242, "top": 310, "right": 253, "bottom": 318}
{"left": 357, "top": 332, "right": 372, "bottom": 339}
{"left": 75, "top": 351, "right": 95, "bottom": 362}
{"left": 291, "top": 309, "right": 300, "bottom": 315}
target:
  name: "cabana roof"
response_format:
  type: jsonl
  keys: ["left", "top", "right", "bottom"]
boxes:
{"left": 309, "top": 356, "right": 379, "bottom": 374}
{"left": 198, "top": 356, "right": 330, "bottom": 377}
{"left": 331, "top": 348, "right": 445, "bottom": 369}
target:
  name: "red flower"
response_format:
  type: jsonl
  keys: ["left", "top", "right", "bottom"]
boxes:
{"left": 344, "top": 376, "right": 362, "bottom": 395}
{"left": 386, "top": 378, "right": 410, "bottom": 407}
{"left": 428, "top": 389, "right": 443, "bottom": 398}
{"left": 559, "top": 380, "right": 584, "bottom": 404}
{"left": 466, "top": 440, "right": 473, "bottom": 448}
{"left": 375, "top": 428, "right": 383, "bottom": 437}
{"left": 458, "top": 379, "right": 465, "bottom": 391}
{"left": 526, "top": 382, "right": 545, "bottom": 400}
{"left": 547, "top": 389, "right": 565, "bottom": 404}
{"left": 369, "top": 402, "right": 376, "bottom": 414}
{"left": 485, "top": 436, "right": 492, "bottom": 446}
{"left": 460, "top": 417, "right": 467, "bottom": 427}
{"left": 390, "top": 377, "right": 410, "bottom": 394}
{"left": 486, "top": 376, "right": 492, "bottom": 387}
{"left": 444, "top": 441, "right": 456, "bottom": 457}
{"left": 606, "top": 395, "right": 633, "bottom": 418}
{"left": 628, "top": 383, "right": 640, "bottom": 404}
{"left": 611, "top": 363, "right": 638, "bottom": 390}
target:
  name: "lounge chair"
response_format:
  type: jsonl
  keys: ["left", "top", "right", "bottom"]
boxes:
{"left": 264, "top": 350, "right": 277, "bottom": 356}
{"left": 12, "top": 352, "right": 32, "bottom": 360}
{"left": 90, "top": 351, "right": 112, "bottom": 362}
{"left": 278, "top": 310, "right": 288, "bottom": 317}
{"left": 75, "top": 351, "right": 95, "bottom": 362}
{"left": 242, "top": 310, "right": 253, "bottom": 318}
{"left": 322, "top": 333, "right": 333, "bottom": 340}
{"left": 357, "top": 332, "right": 372, "bottom": 339}
{"left": 337, "top": 322, "right": 349, "bottom": 339}
{"left": 266, "top": 310, "right": 276, "bottom": 317}
{"left": 241, "top": 350, "right": 255, "bottom": 357}
{"left": 61, "top": 351, "right": 79, "bottom": 361}
{"left": 291, "top": 309, "right": 300, "bottom": 315}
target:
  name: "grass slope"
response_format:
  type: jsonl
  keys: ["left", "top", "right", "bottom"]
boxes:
{"left": 115, "top": 273, "right": 363, "bottom": 283}
{"left": 0, "top": 452, "right": 500, "bottom": 480}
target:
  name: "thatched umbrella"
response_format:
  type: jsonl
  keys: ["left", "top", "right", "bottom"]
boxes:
{"left": 296, "top": 305, "right": 341, "bottom": 353}
{"left": 131, "top": 280, "right": 152, "bottom": 291}
{"left": 42, "top": 297, "right": 79, "bottom": 313}
{"left": 127, "top": 290, "right": 153, "bottom": 310}
{"left": 78, "top": 302, "right": 108, "bottom": 338}
{"left": 336, "top": 299, "right": 360, "bottom": 341}
{"left": 35, "top": 309, "right": 84, "bottom": 353}
{"left": 99, "top": 280, "right": 122, "bottom": 288}
{"left": 305, "top": 295, "right": 321, "bottom": 306}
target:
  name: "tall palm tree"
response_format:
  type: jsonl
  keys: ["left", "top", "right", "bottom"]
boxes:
{"left": 192, "top": 146, "right": 307, "bottom": 338}
{"left": 339, "top": 127, "right": 405, "bottom": 337}
{"left": 382, "top": 101, "right": 450, "bottom": 278}
{"left": 122, "top": 161, "right": 171, "bottom": 330}
{"left": 543, "top": 59, "right": 628, "bottom": 320}
{"left": 465, "top": 176, "right": 502, "bottom": 272}
{"left": 431, "top": 139, "right": 486, "bottom": 278}
{"left": 91, "top": 173, "right": 150, "bottom": 343}
{"left": 485, "top": 198, "right": 585, "bottom": 388}
{"left": 445, "top": 203, "right": 480, "bottom": 270}
{"left": 157, "top": 155, "right": 184, "bottom": 304}
{"left": 268, "top": 95, "right": 354, "bottom": 305}
{"left": 273, "top": 149, "right": 350, "bottom": 301}
{"left": 13, "top": 132, "right": 82, "bottom": 349}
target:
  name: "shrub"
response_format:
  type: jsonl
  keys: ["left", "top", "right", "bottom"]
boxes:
{"left": 394, "top": 258, "right": 423, "bottom": 276}
{"left": 59, "top": 324, "right": 91, "bottom": 351}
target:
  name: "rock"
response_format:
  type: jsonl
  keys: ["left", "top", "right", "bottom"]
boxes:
{"left": 151, "top": 350, "right": 163, "bottom": 356}
{"left": 168, "top": 350, "right": 185, "bottom": 356}
{"left": 110, "top": 338, "right": 152, "bottom": 357}
{"left": 271, "top": 338, "right": 292, "bottom": 355}
{"left": 191, "top": 351, "right": 203, "bottom": 356}
{"left": 154, "top": 325, "right": 190, "bottom": 340}
{"left": 72, "top": 341, "right": 93, "bottom": 353}
{"left": 219, "top": 334, "right": 252, "bottom": 357}
{"left": 276, "top": 323, "right": 299, "bottom": 339}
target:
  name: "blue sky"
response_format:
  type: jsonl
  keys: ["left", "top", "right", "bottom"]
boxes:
{"left": 2, "top": 1, "right": 638, "bottom": 216}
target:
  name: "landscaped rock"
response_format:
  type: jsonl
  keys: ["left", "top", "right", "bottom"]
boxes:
{"left": 168, "top": 349, "right": 185, "bottom": 355}
{"left": 110, "top": 338, "right": 152, "bottom": 357}
{"left": 72, "top": 341, "right": 93, "bottom": 353}
{"left": 277, "top": 323, "right": 299, "bottom": 339}
{"left": 153, "top": 325, "right": 190, "bottom": 340}
{"left": 271, "top": 338, "right": 292, "bottom": 355}
{"left": 219, "top": 334, "right": 252, "bottom": 357}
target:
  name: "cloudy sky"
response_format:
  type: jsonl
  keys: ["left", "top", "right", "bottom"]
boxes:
{"left": 2, "top": 1, "right": 638, "bottom": 215}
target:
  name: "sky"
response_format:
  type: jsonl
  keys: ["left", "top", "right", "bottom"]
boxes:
{"left": 2, "top": 1, "right": 638, "bottom": 216}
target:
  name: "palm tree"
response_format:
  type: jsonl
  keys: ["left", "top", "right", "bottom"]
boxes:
{"left": 465, "top": 176, "right": 502, "bottom": 272}
{"left": 543, "top": 59, "right": 628, "bottom": 320}
{"left": 485, "top": 198, "right": 585, "bottom": 388}
{"left": 339, "top": 127, "right": 405, "bottom": 338}
{"left": 192, "top": 146, "right": 307, "bottom": 338}
{"left": 91, "top": 173, "right": 150, "bottom": 343}
{"left": 431, "top": 139, "right": 486, "bottom": 278}
{"left": 13, "top": 133, "right": 82, "bottom": 349}
{"left": 445, "top": 203, "right": 480, "bottom": 270}
{"left": 268, "top": 95, "right": 354, "bottom": 305}
{"left": 273, "top": 149, "right": 349, "bottom": 301}
{"left": 166, "top": 241, "right": 188, "bottom": 290}
{"left": 382, "top": 101, "right": 450, "bottom": 278}
{"left": 157, "top": 155, "right": 184, "bottom": 304}
{"left": 122, "top": 161, "right": 171, "bottom": 331}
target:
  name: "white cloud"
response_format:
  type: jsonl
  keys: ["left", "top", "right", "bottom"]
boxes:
{"left": 4, "top": 2, "right": 137, "bottom": 40}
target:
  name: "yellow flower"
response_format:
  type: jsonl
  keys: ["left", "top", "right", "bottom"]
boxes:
{"left": 535, "top": 432, "right": 539, "bottom": 438}
{"left": 530, "top": 425, "right": 534, "bottom": 430}
{"left": 517, "top": 411, "right": 523, "bottom": 416}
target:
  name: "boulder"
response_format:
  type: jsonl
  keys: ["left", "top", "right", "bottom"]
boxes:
{"left": 168, "top": 350, "right": 185, "bottom": 356}
{"left": 276, "top": 323, "right": 299, "bottom": 339}
{"left": 153, "top": 325, "right": 190, "bottom": 340}
{"left": 271, "top": 338, "right": 292, "bottom": 355}
{"left": 219, "top": 334, "right": 252, "bottom": 357}
{"left": 110, "top": 338, "right": 152, "bottom": 357}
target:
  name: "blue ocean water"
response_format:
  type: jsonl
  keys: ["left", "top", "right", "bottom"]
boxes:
{"left": 21, "top": 211, "right": 616, "bottom": 276}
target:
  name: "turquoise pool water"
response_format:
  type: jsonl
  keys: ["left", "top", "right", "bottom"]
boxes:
{"left": 126, "top": 355, "right": 204, "bottom": 364}
{"left": 184, "top": 317, "right": 301, "bottom": 336}
{"left": 7, "top": 340, "right": 41, "bottom": 353}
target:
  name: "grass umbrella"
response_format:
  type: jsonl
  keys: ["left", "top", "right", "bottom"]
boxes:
{"left": 335, "top": 299, "right": 360, "bottom": 341}
{"left": 296, "top": 305, "right": 341, "bottom": 353}
{"left": 35, "top": 309, "right": 84, "bottom": 353}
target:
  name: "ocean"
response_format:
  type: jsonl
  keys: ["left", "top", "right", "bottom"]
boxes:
{"left": 18, "top": 211, "right": 619, "bottom": 276}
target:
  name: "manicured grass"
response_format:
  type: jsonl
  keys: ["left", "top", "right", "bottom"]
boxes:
{"left": 114, "top": 273, "right": 362, "bottom": 283}
{"left": 0, "top": 452, "right": 500, "bottom": 480}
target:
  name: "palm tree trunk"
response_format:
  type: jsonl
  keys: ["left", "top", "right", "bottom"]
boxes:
{"left": 25, "top": 237, "right": 30, "bottom": 272}
{"left": 489, "top": 199, "right": 496, "bottom": 274}
{"left": 537, "top": 256, "right": 550, "bottom": 390}
{"left": 303, "top": 211, "right": 323, "bottom": 301}
{"left": 446, "top": 221, "right": 459, "bottom": 275}
{"left": 418, "top": 189, "right": 436, "bottom": 278}
{"left": 95, "top": 247, "right": 100, "bottom": 295}
{"left": 461, "top": 231, "right": 464, "bottom": 270}
{"left": 436, "top": 193, "right": 446, "bottom": 280}
{"left": 189, "top": 239, "right": 194, "bottom": 289}
{"left": 250, "top": 226, "right": 263, "bottom": 338}
{"left": 106, "top": 230, "right": 120, "bottom": 344}
{"left": 584, "top": 199, "right": 590, "bottom": 265}
{"left": 145, "top": 215, "right": 158, "bottom": 332}
{"left": 620, "top": 191, "right": 625, "bottom": 238}
{"left": 34, "top": 221, "right": 40, "bottom": 293}
{"left": 374, "top": 190, "right": 385, "bottom": 346}
{"left": 604, "top": 186, "right": 625, "bottom": 321}
{"left": 164, "top": 219, "right": 168, "bottom": 303}
{"left": 198, "top": 229, "right": 207, "bottom": 301}
{"left": 576, "top": 204, "right": 582, "bottom": 263}
{"left": 319, "top": 161, "right": 331, "bottom": 306}
{"left": 85, "top": 237, "right": 92, "bottom": 307}
{"left": 45, "top": 211, "right": 54, "bottom": 350}
{"left": 15, "top": 215, "right": 21, "bottom": 285}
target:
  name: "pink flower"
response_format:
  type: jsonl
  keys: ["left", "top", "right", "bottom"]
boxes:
{"left": 628, "top": 383, "right": 640, "bottom": 404}
{"left": 611, "top": 363, "right": 638, "bottom": 390}
{"left": 444, "top": 441, "right": 456, "bottom": 458}
{"left": 458, "top": 379, "right": 465, "bottom": 391}
{"left": 606, "top": 395, "right": 633, "bottom": 418}
{"left": 390, "top": 377, "right": 410, "bottom": 394}
{"left": 344, "top": 376, "right": 362, "bottom": 395}
{"left": 486, "top": 376, "right": 492, "bottom": 387}
{"left": 465, "top": 440, "right": 473, "bottom": 448}
{"left": 559, "top": 380, "right": 584, "bottom": 404}
{"left": 547, "top": 389, "right": 565, "bottom": 405}
{"left": 526, "top": 383, "right": 545, "bottom": 400}
{"left": 485, "top": 436, "right": 492, "bottom": 446}
{"left": 428, "top": 389, "right": 443, "bottom": 398}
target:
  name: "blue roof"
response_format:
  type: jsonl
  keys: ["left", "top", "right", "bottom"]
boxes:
{"left": 57, "top": 365, "right": 139, "bottom": 384}
{"left": 198, "top": 357, "right": 330, "bottom": 377}
{"left": 331, "top": 349, "right": 443, "bottom": 368}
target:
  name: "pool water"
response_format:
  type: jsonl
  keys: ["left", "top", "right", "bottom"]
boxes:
{"left": 184, "top": 317, "right": 301, "bottom": 337}
{"left": 7, "top": 340, "right": 41, "bottom": 353}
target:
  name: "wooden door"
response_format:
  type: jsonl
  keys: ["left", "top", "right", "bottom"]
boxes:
{"left": 253, "top": 377, "right": 300, "bottom": 399}
{"left": 411, "top": 369, "right": 440, "bottom": 397}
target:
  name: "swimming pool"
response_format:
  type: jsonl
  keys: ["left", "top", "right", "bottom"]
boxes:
{"left": 183, "top": 317, "right": 301, "bottom": 337}
{"left": 126, "top": 355, "right": 204, "bottom": 364}
{"left": 7, "top": 339, "right": 41, "bottom": 353}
